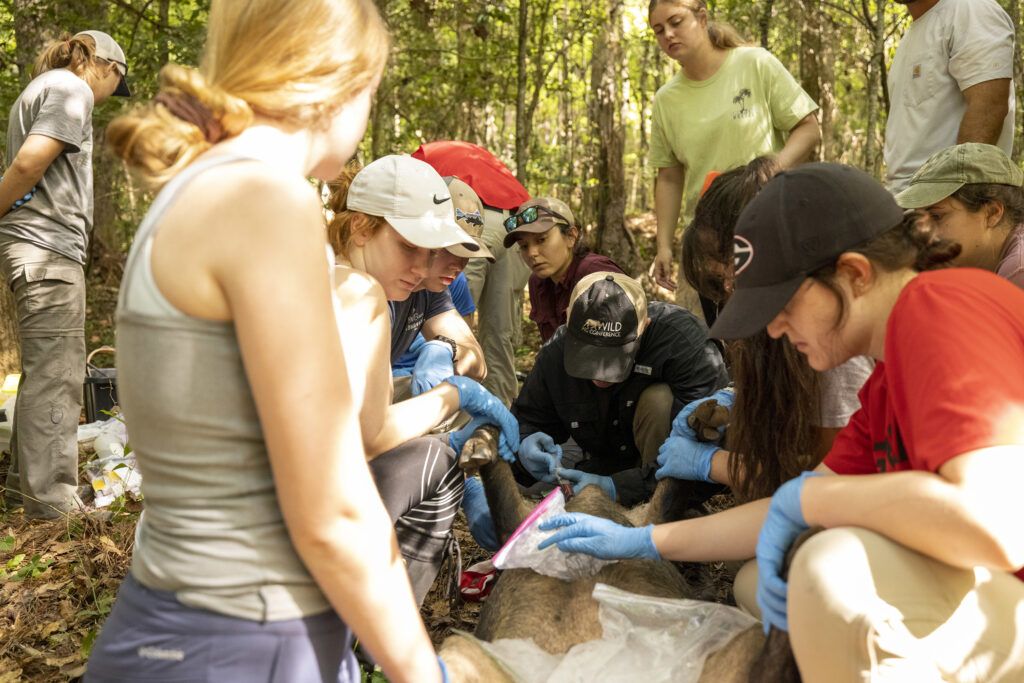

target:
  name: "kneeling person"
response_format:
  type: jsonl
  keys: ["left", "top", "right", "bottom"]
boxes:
{"left": 512, "top": 272, "right": 728, "bottom": 506}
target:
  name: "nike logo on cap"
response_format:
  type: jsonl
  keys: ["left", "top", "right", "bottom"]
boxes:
{"left": 433, "top": 194, "right": 450, "bottom": 204}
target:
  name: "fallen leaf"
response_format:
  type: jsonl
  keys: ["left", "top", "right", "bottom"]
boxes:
{"left": 97, "top": 536, "right": 122, "bottom": 556}
{"left": 38, "top": 621, "right": 65, "bottom": 638}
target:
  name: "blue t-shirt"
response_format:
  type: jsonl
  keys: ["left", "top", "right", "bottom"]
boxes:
{"left": 392, "top": 274, "right": 475, "bottom": 372}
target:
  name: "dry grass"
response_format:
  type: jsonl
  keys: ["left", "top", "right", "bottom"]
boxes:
{"left": 0, "top": 450, "right": 139, "bottom": 682}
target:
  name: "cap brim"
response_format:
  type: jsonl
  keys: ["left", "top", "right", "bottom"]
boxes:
{"left": 708, "top": 274, "right": 805, "bottom": 340}
{"left": 563, "top": 333, "right": 639, "bottom": 383}
{"left": 502, "top": 224, "right": 549, "bottom": 248}
{"left": 386, "top": 215, "right": 480, "bottom": 251}
{"left": 447, "top": 237, "right": 495, "bottom": 262}
{"left": 893, "top": 180, "right": 962, "bottom": 209}
{"left": 113, "top": 76, "right": 131, "bottom": 97}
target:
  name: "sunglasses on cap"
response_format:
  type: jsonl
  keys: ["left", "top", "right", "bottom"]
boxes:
{"left": 503, "top": 205, "right": 571, "bottom": 232}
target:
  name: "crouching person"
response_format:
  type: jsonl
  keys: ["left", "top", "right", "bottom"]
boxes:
{"left": 512, "top": 272, "right": 728, "bottom": 507}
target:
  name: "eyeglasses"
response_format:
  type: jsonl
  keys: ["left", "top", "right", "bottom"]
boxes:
{"left": 503, "top": 205, "right": 571, "bottom": 232}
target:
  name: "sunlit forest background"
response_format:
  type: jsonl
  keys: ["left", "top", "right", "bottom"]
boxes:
{"left": 0, "top": 0, "right": 1022, "bottom": 368}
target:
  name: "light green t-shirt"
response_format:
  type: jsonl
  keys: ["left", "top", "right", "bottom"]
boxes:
{"left": 650, "top": 46, "right": 818, "bottom": 222}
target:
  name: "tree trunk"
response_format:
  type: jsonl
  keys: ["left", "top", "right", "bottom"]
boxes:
{"left": 514, "top": 0, "right": 530, "bottom": 183}
{"left": 798, "top": 0, "right": 822, "bottom": 161}
{"left": 589, "top": 0, "right": 633, "bottom": 272}
{"left": 862, "top": 0, "right": 886, "bottom": 175}
{"left": 759, "top": 0, "right": 775, "bottom": 49}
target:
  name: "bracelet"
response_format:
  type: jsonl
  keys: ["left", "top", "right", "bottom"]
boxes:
{"left": 433, "top": 334, "right": 459, "bottom": 363}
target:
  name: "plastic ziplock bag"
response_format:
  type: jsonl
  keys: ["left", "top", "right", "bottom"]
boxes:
{"left": 492, "top": 488, "right": 613, "bottom": 580}
{"left": 475, "top": 583, "right": 759, "bottom": 682}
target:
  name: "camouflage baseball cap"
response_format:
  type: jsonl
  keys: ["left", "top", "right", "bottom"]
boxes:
{"left": 895, "top": 143, "right": 1024, "bottom": 209}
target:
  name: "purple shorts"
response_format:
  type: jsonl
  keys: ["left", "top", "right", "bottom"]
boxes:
{"left": 84, "top": 574, "right": 357, "bottom": 682}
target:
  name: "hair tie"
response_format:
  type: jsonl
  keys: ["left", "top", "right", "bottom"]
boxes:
{"left": 154, "top": 91, "right": 226, "bottom": 144}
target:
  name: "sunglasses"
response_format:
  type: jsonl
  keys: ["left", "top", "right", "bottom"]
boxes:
{"left": 503, "top": 205, "right": 571, "bottom": 232}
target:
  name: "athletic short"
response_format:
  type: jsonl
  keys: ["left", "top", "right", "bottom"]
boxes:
{"left": 84, "top": 574, "right": 358, "bottom": 683}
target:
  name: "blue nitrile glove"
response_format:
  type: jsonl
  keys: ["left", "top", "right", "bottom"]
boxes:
{"left": 462, "top": 476, "right": 500, "bottom": 551}
{"left": 448, "top": 416, "right": 516, "bottom": 463}
{"left": 670, "top": 388, "right": 736, "bottom": 439}
{"left": 411, "top": 340, "right": 456, "bottom": 396}
{"left": 1, "top": 176, "right": 36, "bottom": 210}
{"left": 438, "top": 656, "right": 450, "bottom": 683}
{"left": 655, "top": 435, "right": 718, "bottom": 482}
{"left": 518, "top": 432, "right": 562, "bottom": 483}
{"left": 444, "top": 376, "right": 520, "bottom": 461}
{"left": 756, "top": 471, "right": 821, "bottom": 634}
{"left": 556, "top": 467, "right": 616, "bottom": 501}
{"left": 537, "top": 512, "right": 660, "bottom": 560}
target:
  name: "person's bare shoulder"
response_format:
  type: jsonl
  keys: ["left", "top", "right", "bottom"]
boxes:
{"left": 333, "top": 264, "right": 388, "bottom": 324}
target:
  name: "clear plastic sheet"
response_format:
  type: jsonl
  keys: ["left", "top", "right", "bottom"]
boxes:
{"left": 474, "top": 583, "right": 758, "bottom": 682}
{"left": 492, "top": 488, "right": 613, "bottom": 580}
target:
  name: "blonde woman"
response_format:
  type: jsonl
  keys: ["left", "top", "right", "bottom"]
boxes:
{"left": 84, "top": 2, "right": 446, "bottom": 682}
{"left": 0, "top": 31, "right": 129, "bottom": 519}
{"left": 647, "top": 0, "right": 820, "bottom": 294}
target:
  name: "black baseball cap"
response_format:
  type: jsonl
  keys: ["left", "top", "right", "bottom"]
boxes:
{"left": 563, "top": 272, "right": 647, "bottom": 383}
{"left": 709, "top": 163, "right": 904, "bottom": 340}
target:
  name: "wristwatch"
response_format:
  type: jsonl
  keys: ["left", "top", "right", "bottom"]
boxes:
{"left": 433, "top": 335, "right": 459, "bottom": 363}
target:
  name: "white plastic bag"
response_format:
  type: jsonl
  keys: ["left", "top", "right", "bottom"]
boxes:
{"left": 492, "top": 488, "right": 613, "bottom": 580}
{"left": 475, "top": 583, "right": 758, "bottom": 682}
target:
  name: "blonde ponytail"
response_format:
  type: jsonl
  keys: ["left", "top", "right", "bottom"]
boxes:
{"left": 109, "top": 0, "right": 389, "bottom": 188}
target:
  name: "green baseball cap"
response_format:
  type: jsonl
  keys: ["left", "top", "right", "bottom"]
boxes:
{"left": 895, "top": 143, "right": 1024, "bottom": 209}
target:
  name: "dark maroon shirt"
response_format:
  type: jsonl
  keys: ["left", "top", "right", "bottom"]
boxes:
{"left": 528, "top": 251, "right": 625, "bottom": 342}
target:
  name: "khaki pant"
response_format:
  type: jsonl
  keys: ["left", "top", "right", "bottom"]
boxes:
{"left": 462, "top": 208, "right": 524, "bottom": 406}
{"left": 734, "top": 527, "right": 1024, "bottom": 682}
{"left": 0, "top": 239, "right": 85, "bottom": 518}
{"left": 633, "top": 382, "right": 673, "bottom": 469}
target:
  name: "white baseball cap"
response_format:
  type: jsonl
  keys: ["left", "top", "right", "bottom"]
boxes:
{"left": 74, "top": 30, "right": 130, "bottom": 97}
{"left": 347, "top": 155, "right": 480, "bottom": 252}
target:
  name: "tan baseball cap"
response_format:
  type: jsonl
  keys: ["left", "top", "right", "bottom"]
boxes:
{"left": 563, "top": 272, "right": 648, "bottom": 383}
{"left": 895, "top": 143, "right": 1024, "bottom": 209}
{"left": 74, "top": 30, "right": 130, "bottom": 97}
{"left": 443, "top": 177, "right": 495, "bottom": 262}
{"left": 502, "top": 197, "right": 576, "bottom": 248}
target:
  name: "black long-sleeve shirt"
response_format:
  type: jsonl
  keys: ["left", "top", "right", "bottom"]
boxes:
{"left": 512, "top": 301, "right": 729, "bottom": 505}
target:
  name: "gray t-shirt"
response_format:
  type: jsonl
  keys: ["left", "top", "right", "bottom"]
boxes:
{"left": 819, "top": 355, "right": 875, "bottom": 428}
{"left": 1, "top": 69, "right": 95, "bottom": 264}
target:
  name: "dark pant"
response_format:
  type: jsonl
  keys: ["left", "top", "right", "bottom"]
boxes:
{"left": 368, "top": 436, "right": 464, "bottom": 604}
{"left": 85, "top": 575, "right": 359, "bottom": 683}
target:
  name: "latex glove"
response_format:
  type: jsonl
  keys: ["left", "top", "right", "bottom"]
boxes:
{"left": 449, "top": 416, "right": 515, "bottom": 463}
{"left": 756, "top": 471, "right": 821, "bottom": 634}
{"left": 1, "top": 176, "right": 35, "bottom": 210}
{"left": 518, "top": 432, "right": 562, "bottom": 483}
{"left": 670, "top": 388, "right": 736, "bottom": 439}
{"left": 556, "top": 467, "right": 616, "bottom": 501}
{"left": 655, "top": 435, "right": 718, "bottom": 482}
{"left": 461, "top": 476, "right": 500, "bottom": 551}
{"left": 445, "top": 376, "right": 520, "bottom": 459}
{"left": 651, "top": 249, "right": 676, "bottom": 291}
{"left": 411, "top": 340, "right": 455, "bottom": 396}
{"left": 537, "top": 512, "right": 660, "bottom": 560}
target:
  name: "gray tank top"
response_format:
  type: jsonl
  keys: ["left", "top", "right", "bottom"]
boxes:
{"left": 117, "top": 155, "right": 330, "bottom": 621}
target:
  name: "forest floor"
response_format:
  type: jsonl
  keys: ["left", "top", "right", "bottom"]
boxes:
{"left": 0, "top": 211, "right": 734, "bottom": 682}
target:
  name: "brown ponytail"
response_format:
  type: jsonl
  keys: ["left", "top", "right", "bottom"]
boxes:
{"left": 107, "top": 0, "right": 389, "bottom": 189}
{"left": 810, "top": 212, "right": 961, "bottom": 327}
{"left": 32, "top": 33, "right": 111, "bottom": 83}
{"left": 326, "top": 163, "right": 387, "bottom": 259}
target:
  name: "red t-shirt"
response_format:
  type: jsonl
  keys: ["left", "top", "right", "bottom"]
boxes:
{"left": 411, "top": 141, "right": 530, "bottom": 210}
{"left": 825, "top": 269, "right": 1024, "bottom": 580}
